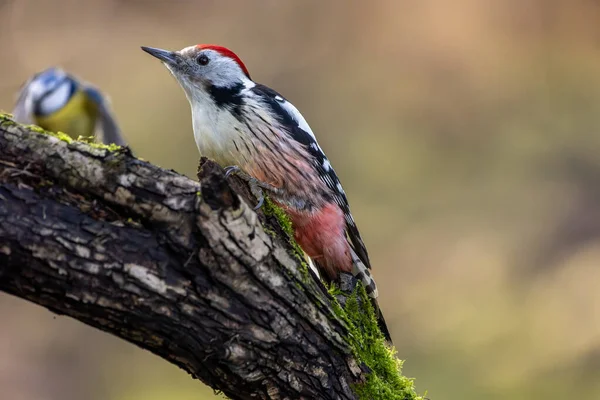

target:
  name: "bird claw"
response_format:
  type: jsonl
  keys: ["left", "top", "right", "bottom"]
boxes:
{"left": 224, "top": 165, "right": 241, "bottom": 178}
{"left": 224, "top": 165, "right": 266, "bottom": 210}
{"left": 252, "top": 194, "right": 264, "bottom": 210}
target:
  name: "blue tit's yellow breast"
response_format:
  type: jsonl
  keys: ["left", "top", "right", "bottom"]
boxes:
{"left": 34, "top": 89, "right": 99, "bottom": 139}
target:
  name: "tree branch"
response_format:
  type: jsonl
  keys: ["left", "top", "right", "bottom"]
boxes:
{"left": 0, "top": 115, "right": 421, "bottom": 400}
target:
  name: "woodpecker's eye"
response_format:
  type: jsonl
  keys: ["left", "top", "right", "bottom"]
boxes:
{"left": 197, "top": 54, "right": 210, "bottom": 66}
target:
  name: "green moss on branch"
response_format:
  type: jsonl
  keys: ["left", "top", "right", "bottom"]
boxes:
{"left": 329, "top": 284, "right": 424, "bottom": 400}
{"left": 0, "top": 113, "right": 121, "bottom": 151}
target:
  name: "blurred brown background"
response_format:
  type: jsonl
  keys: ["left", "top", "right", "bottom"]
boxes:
{"left": 1, "top": 0, "right": 600, "bottom": 399}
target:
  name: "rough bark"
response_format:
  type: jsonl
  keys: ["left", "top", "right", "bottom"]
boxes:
{"left": 0, "top": 116, "right": 367, "bottom": 399}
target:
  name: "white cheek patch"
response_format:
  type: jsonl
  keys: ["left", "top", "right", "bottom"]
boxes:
{"left": 38, "top": 81, "right": 72, "bottom": 115}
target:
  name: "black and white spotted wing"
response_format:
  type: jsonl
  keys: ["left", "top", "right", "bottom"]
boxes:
{"left": 250, "top": 84, "right": 372, "bottom": 269}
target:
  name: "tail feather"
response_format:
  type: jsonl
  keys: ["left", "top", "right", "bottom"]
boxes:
{"left": 372, "top": 300, "right": 393, "bottom": 344}
{"left": 351, "top": 251, "right": 378, "bottom": 299}
{"left": 351, "top": 249, "right": 393, "bottom": 344}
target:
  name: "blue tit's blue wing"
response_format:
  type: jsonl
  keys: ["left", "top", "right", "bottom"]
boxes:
{"left": 83, "top": 85, "right": 126, "bottom": 146}
{"left": 12, "top": 75, "right": 38, "bottom": 124}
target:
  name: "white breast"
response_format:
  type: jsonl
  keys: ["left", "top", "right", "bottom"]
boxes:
{"left": 190, "top": 95, "right": 247, "bottom": 166}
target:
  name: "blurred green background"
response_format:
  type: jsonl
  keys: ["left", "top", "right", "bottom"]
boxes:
{"left": 1, "top": 0, "right": 600, "bottom": 399}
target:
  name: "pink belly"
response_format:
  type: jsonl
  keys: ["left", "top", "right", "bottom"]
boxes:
{"left": 284, "top": 203, "right": 352, "bottom": 279}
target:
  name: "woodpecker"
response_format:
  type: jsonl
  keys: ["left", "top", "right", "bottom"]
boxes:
{"left": 142, "top": 44, "right": 392, "bottom": 342}
{"left": 13, "top": 67, "right": 126, "bottom": 146}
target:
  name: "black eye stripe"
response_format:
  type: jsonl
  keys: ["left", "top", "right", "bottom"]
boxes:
{"left": 197, "top": 54, "right": 210, "bottom": 65}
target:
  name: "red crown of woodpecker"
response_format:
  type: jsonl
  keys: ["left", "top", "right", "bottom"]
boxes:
{"left": 196, "top": 44, "right": 250, "bottom": 79}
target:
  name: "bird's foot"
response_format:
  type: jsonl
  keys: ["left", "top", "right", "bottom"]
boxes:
{"left": 224, "top": 165, "right": 280, "bottom": 210}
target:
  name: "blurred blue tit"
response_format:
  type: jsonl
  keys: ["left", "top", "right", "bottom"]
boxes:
{"left": 13, "top": 67, "right": 126, "bottom": 146}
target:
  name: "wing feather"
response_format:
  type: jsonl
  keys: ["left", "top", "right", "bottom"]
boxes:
{"left": 83, "top": 85, "right": 126, "bottom": 146}
{"left": 250, "top": 84, "right": 371, "bottom": 268}
{"left": 12, "top": 74, "right": 38, "bottom": 124}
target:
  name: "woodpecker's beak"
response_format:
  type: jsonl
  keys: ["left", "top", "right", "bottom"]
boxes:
{"left": 141, "top": 46, "right": 178, "bottom": 65}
